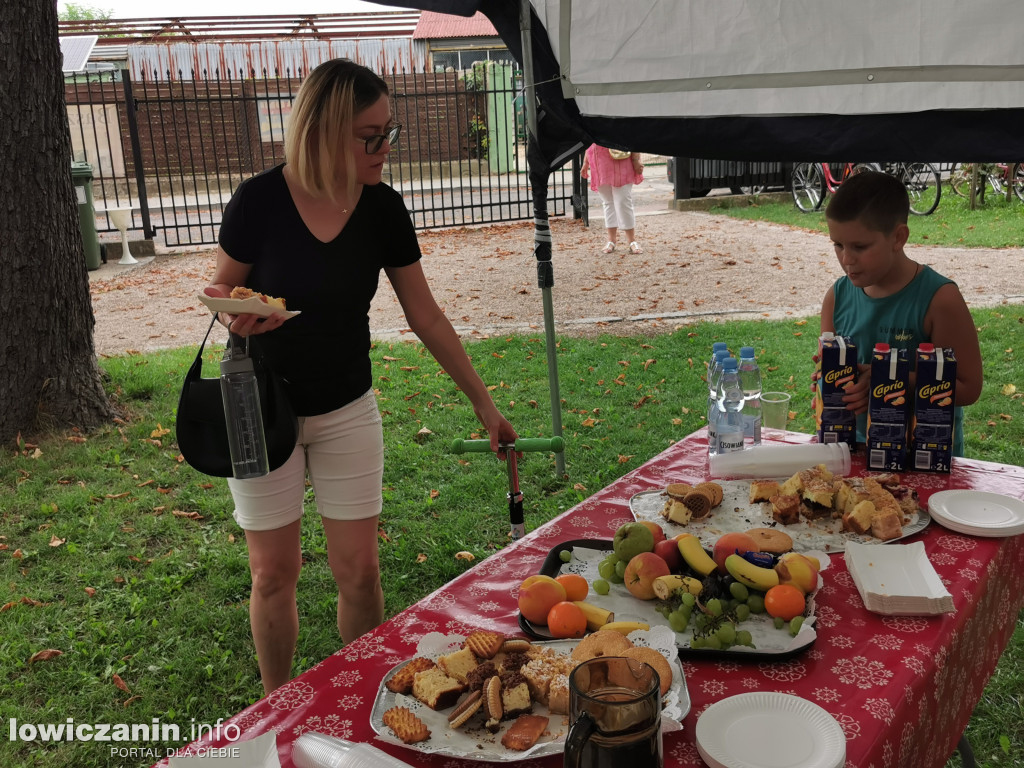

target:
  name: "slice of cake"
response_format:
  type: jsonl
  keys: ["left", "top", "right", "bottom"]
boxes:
{"left": 770, "top": 493, "right": 801, "bottom": 525}
{"left": 437, "top": 647, "right": 479, "bottom": 684}
{"left": 870, "top": 506, "right": 903, "bottom": 541}
{"left": 749, "top": 479, "right": 780, "bottom": 503}
{"left": 499, "top": 671, "right": 533, "bottom": 720}
{"left": 412, "top": 667, "right": 465, "bottom": 710}
{"left": 547, "top": 673, "right": 570, "bottom": 715}
{"left": 842, "top": 499, "right": 876, "bottom": 534}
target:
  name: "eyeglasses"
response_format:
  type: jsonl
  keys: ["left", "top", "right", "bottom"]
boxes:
{"left": 360, "top": 124, "right": 402, "bottom": 154}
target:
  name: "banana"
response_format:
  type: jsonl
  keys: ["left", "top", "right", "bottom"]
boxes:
{"left": 725, "top": 553, "right": 780, "bottom": 591}
{"left": 676, "top": 534, "right": 717, "bottom": 576}
{"left": 681, "top": 576, "right": 704, "bottom": 597}
{"left": 652, "top": 575, "right": 685, "bottom": 601}
{"left": 601, "top": 621, "right": 650, "bottom": 635}
{"left": 572, "top": 601, "right": 615, "bottom": 631}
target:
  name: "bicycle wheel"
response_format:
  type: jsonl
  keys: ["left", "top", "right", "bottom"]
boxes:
{"left": 900, "top": 162, "right": 941, "bottom": 215}
{"left": 791, "top": 162, "right": 825, "bottom": 212}
{"left": 1012, "top": 163, "right": 1024, "bottom": 203}
{"left": 852, "top": 162, "right": 882, "bottom": 175}
{"left": 949, "top": 163, "right": 973, "bottom": 198}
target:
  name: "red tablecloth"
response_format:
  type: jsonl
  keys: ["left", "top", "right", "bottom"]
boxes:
{"left": 158, "top": 430, "right": 1024, "bottom": 768}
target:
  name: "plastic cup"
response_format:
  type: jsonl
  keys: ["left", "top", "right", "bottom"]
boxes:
{"left": 761, "top": 391, "right": 792, "bottom": 436}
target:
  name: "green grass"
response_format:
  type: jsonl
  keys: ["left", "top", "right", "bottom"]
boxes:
{"left": 2, "top": 310, "right": 1022, "bottom": 767}
{"left": 711, "top": 189, "right": 1024, "bottom": 248}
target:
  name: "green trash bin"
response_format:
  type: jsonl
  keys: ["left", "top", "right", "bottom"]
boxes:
{"left": 71, "top": 161, "right": 102, "bottom": 271}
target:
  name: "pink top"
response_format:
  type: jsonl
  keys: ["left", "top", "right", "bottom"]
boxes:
{"left": 585, "top": 145, "right": 643, "bottom": 191}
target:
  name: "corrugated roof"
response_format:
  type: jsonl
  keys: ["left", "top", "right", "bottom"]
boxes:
{"left": 412, "top": 11, "right": 497, "bottom": 40}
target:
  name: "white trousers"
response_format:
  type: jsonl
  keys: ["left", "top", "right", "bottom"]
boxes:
{"left": 596, "top": 184, "right": 636, "bottom": 230}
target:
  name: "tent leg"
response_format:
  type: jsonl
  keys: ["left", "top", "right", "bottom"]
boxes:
{"left": 521, "top": 0, "right": 564, "bottom": 476}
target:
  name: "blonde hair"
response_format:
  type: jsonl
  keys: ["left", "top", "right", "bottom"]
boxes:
{"left": 285, "top": 59, "right": 389, "bottom": 202}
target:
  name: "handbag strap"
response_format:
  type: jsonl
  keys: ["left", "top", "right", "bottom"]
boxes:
{"left": 187, "top": 313, "right": 220, "bottom": 380}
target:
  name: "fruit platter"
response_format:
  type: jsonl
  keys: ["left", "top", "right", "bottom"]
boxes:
{"left": 370, "top": 630, "right": 689, "bottom": 762}
{"left": 518, "top": 527, "right": 827, "bottom": 659}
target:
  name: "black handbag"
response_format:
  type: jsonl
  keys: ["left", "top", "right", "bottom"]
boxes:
{"left": 176, "top": 314, "right": 298, "bottom": 478}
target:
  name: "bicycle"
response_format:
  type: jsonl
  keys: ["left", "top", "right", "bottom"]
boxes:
{"left": 792, "top": 161, "right": 941, "bottom": 215}
{"left": 949, "top": 162, "right": 1024, "bottom": 203}
{"left": 791, "top": 162, "right": 875, "bottom": 212}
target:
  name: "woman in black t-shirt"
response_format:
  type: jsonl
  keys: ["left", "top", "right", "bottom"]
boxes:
{"left": 204, "top": 59, "right": 517, "bottom": 694}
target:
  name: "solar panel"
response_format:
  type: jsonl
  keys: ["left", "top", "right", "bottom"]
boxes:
{"left": 60, "top": 35, "right": 98, "bottom": 73}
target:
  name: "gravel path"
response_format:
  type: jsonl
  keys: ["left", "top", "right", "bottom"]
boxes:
{"left": 88, "top": 184, "right": 1024, "bottom": 357}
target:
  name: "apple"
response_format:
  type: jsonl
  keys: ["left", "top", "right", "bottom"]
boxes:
{"left": 712, "top": 532, "right": 761, "bottom": 575}
{"left": 623, "top": 552, "right": 671, "bottom": 600}
{"left": 653, "top": 538, "right": 684, "bottom": 571}
{"left": 612, "top": 522, "right": 655, "bottom": 563}
{"left": 775, "top": 552, "right": 820, "bottom": 594}
{"left": 636, "top": 520, "right": 666, "bottom": 545}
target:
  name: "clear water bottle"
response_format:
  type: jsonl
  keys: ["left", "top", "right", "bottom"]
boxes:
{"left": 220, "top": 335, "right": 270, "bottom": 479}
{"left": 707, "top": 349, "right": 731, "bottom": 457}
{"left": 738, "top": 346, "right": 762, "bottom": 447}
{"left": 716, "top": 357, "right": 745, "bottom": 454}
{"left": 293, "top": 732, "right": 412, "bottom": 768}
{"left": 707, "top": 342, "right": 728, "bottom": 393}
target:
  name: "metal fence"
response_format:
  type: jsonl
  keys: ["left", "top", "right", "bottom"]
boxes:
{"left": 65, "top": 63, "right": 576, "bottom": 247}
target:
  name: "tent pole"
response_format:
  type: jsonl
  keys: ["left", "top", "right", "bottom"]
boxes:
{"left": 520, "top": 0, "right": 565, "bottom": 476}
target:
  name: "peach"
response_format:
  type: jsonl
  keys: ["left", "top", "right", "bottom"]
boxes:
{"left": 623, "top": 552, "right": 671, "bottom": 600}
{"left": 653, "top": 538, "right": 684, "bottom": 571}
{"left": 775, "top": 553, "right": 820, "bottom": 594}
{"left": 712, "top": 532, "right": 761, "bottom": 575}
{"left": 518, "top": 575, "right": 568, "bottom": 625}
{"left": 636, "top": 520, "right": 666, "bottom": 545}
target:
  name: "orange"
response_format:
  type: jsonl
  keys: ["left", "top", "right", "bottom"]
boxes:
{"left": 764, "top": 584, "right": 806, "bottom": 621}
{"left": 546, "top": 601, "right": 588, "bottom": 639}
{"left": 555, "top": 573, "right": 589, "bottom": 602}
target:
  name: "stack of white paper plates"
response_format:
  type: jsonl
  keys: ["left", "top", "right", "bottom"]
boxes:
{"left": 928, "top": 490, "right": 1024, "bottom": 538}
{"left": 845, "top": 541, "right": 954, "bottom": 615}
{"left": 696, "top": 692, "right": 845, "bottom": 768}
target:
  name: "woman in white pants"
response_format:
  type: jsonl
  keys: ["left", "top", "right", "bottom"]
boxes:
{"left": 580, "top": 146, "right": 645, "bottom": 253}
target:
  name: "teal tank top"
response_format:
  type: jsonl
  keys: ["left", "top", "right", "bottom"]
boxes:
{"left": 831, "top": 264, "right": 965, "bottom": 456}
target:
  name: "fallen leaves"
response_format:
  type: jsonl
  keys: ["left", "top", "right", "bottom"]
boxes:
{"left": 29, "top": 649, "right": 63, "bottom": 664}
{"left": 454, "top": 551, "right": 475, "bottom": 561}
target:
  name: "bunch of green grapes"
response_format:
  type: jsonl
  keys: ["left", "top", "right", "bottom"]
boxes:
{"left": 656, "top": 580, "right": 769, "bottom": 650}
{"left": 596, "top": 552, "right": 626, "bottom": 585}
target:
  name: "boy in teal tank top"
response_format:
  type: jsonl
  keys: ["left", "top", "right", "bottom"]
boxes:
{"left": 818, "top": 172, "right": 982, "bottom": 457}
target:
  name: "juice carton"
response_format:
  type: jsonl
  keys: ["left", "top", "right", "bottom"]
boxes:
{"left": 815, "top": 332, "right": 857, "bottom": 446}
{"left": 866, "top": 343, "right": 910, "bottom": 471}
{"left": 911, "top": 344, "right": 957, "bottom": 472}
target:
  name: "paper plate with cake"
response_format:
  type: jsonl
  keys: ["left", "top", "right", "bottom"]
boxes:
{"left": 631, "top": 465, "right": 929, "bottom": 553}
{"left": 197, "top": 288, "right": 300, "bottom": 319}
{"left": 370, "top": 628, "right": 688, "bottom": 762}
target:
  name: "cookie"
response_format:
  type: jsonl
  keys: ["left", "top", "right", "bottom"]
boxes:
{"left": 384, "top": 657, "right": 435, "bottom": 694}
{"left": 621, "top": 646, "right": 673, "bottom": 696}
{"left": 682, "top": 488, "right": 714, "bottom": 520}
{"left": 464, "top": 630, "right": 504, "bottom": 660}
{"left": 745, "top": 526, "right": 794, "bottom": 554}
{"left": 382, "top": 706, "right": 431, "bottom": 744}
{"left": 483, "top": 674, "right": 503, "bottom": 732}
{"left": 447, "top": 690, "right": 483, "bottom": 729}
{"left": 570, "top": 629, "right": 633, "bottom": 662}
{"left": 500, "top": 639, "right": 533, "bottom": 654}
{"left": 694, "top": 481, "right": 724, "bottom": 507}
{"left": 664, "top": 482, "right": 692, "bottom": 499}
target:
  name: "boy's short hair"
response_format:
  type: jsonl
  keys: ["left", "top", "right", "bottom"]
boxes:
{"left": 824, "top": 170, "right": 909, "bottom": 233}
{"left": 285, "top": 59, "right": 389, "bottom": 202}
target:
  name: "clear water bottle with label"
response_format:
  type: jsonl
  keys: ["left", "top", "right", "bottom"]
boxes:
{"left": 738, "top": 346, "right": 762, "bottom": 447}
{"left": 707, "top": 349, "right": 731, "bottom": 456}
{"left": 220, "top": 335, "right": 270, "bottom": 479}
{"left": 716, "top": 357, "right": 745, "bottom": 454}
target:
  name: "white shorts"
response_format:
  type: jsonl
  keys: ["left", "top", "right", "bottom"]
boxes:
{"left": 228, "top": 390, "right": 384, "bottom": 531}
{"left": 596, "top": 184, "right": 636, "bottom": 230}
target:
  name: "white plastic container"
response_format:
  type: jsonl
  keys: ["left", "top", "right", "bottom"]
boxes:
{"left": 708, "top": 442, "right": 851, "bottom": 479}
{"left": 292, "top": 733, "right": 412, "bottom": 768}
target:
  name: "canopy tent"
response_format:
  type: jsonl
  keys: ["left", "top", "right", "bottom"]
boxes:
{"left": 376, "top": 0, "right": 1024, "bottom": 471}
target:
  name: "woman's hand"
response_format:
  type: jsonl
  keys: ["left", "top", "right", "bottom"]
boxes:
{"left": 474, "top": 402, "right": 518, "bottom": 459}
{"left": 203, "top": 285, "right": 287, "bottom": 337}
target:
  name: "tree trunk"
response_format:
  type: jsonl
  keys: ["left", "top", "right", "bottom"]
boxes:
{"left": 0, "top": 4, "right": 114, "bottom": 444}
